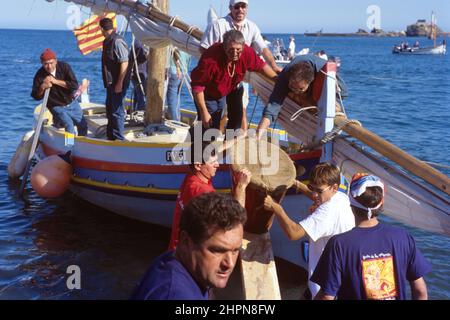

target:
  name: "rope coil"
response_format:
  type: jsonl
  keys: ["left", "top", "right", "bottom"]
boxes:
{"left": 290, "top": 106, "right": 318, "bottom": 122}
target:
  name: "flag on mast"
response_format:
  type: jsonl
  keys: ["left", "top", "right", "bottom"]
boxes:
{"left": 73, "top": 13, "right": 117, "bottom": 55}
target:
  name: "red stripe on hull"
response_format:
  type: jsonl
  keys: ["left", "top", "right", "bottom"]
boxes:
{"left": 41, "top": 143, "right": 231, "bottom": 174}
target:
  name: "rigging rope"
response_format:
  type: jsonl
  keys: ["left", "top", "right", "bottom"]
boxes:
{"left": 319, "top": 69, "right": 347, "bottom": 114}
{"left": 290, "top": 106, "right": 318, "bottom": 122}
{"left": 299, "top": 117, "right": 362, "bottom": 151}
{"left": 131, "top": 34, "right": 146, "bottom": 99}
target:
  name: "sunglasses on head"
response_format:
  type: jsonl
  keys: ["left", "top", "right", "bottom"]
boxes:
{"left": 307, "top": 184, "right": 332, "bottom": 194}
{"left": 233, "top": 3, "right": 247, "bottom": 10}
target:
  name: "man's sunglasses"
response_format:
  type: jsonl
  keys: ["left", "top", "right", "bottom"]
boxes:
{"left": 233, "top": 3, "right": 247, "bottom": 10}
{"left": 307, "top": 184, "right": 332, "bottom": 194}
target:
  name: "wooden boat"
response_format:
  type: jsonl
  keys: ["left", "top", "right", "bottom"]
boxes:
{"left": 22, "top": 0, "right": 449, "bottom": 272}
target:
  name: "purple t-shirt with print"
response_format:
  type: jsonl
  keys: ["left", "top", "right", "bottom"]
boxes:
{"left": 311, "top": 223, "right": 432, "bottom": 300}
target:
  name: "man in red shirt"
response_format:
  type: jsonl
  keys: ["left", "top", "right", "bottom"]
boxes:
{"left": 169, "top": 142, "right": 251, "bottom": 250}
{"left": 190, "top": 29, "right": 277, "bottom": 134}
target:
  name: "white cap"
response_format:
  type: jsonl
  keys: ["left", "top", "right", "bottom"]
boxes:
{"left": 230, "top": 0, "right": 248, "bottom": 6}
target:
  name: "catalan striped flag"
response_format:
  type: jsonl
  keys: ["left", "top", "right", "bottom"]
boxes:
{"left": 73, "top": 13, "right": 117, "bottom": 55}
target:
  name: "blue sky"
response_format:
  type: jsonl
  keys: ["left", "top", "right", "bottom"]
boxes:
{"left": 2, "top": 0, "right": 449, "bottom": 33}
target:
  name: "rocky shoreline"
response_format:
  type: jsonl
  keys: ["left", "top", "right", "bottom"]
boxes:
{"left": 304, "top": 19, "right": 448, "bottom": 37}
{"left": 304, "top": 32, "right": 449, "bottom": 37}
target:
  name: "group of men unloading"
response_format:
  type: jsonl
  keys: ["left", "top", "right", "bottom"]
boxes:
{"left": 30, "top": 0, "right": 431, "bottom": 301}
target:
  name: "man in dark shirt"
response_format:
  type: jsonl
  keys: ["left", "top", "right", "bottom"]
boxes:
{"left": 100, "top": 17, "right": 129, "bottom": 140}
{"left": 129, "top": 39, "right": 148, "bottom": 111}
{"left": 191, "top": 29, "right": 276, "bottom": 134}
{"left": 31, "top": 48, "right": 87, "bottom": 136}
{"left": 131, "top": 192, "right": 247, "bottom": 300}
{"left": 256, "top": 54, "right": 348, "bottom": 138}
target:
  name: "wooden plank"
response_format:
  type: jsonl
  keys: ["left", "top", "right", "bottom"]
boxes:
{"left": 240, "top": 232, "right": 281, "bottom": 300}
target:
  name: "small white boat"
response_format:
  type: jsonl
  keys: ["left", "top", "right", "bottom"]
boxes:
{"left": 392, "top": 43, "right": 446, "bottom": 55}
{"left": 393, "top": 12, "right": 446, "bottom": 55}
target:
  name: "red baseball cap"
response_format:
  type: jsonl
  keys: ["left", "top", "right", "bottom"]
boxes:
{"left": 40, "top": 48, "right": 57, "bottom": 61}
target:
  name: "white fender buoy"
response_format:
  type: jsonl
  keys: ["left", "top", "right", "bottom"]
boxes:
{"left": 8, "top": 130, "right": 35, "bottom": 179}
{"left": 31, "top": 154, "right": 72, "bottom": 198}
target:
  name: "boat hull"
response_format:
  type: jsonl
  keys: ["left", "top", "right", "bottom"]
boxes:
{"left": 35, "top": 113, "right": 322, "bottom": 269}
{"left": 392, "top": 44, "right": 446, "bottom": 55}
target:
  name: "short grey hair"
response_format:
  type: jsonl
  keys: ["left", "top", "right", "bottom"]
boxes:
{"left": 223, "top": 30, "right": 245, "bottom": 48}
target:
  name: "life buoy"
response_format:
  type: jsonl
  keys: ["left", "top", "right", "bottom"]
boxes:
{"left": 31, "top": 154, "right": 72, "bottom": 198}
{"left": 7, "top": 130, "right": 35, "bottom": 179}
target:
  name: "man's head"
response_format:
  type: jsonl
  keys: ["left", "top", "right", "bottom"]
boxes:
{"left": 229, "top": 0, "right": 248, "bottom": 23}
{"left": 40, "top": 48, "right": 57, "bottom": 74}
{"left": 349, "top": 173, "right": 384, "bottom": 220}
{"left": 177, "top": 192, "right": 247, "bottom": 290}
{"left": 99, "top": 17, "right": 114, "bottom": 37}
{"left": 189, "top": 142, "right": 220, "bottom": 181}
{"left": 223, "top": 30, "right": 245, "bottom": 62}
{"left": 287, "top": 61, "right": 315, "bottom": 94}
{"left": 308, "top": 162, "right": 341, "bottom": 205}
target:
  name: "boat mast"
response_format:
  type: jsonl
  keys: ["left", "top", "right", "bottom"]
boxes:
{"left": 430, "top": 11, "right": 436, "bottom": 48}
{"left": 144, "top": 0, "right": 169, "bottom": 125}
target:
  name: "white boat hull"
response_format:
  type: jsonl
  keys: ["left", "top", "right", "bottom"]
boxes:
{"left": 393, "top": 44, "right": 446, "bottom": 55}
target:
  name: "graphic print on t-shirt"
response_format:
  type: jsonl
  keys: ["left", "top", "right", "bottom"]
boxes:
{"left": 361, "top": 255, "right": 397, "bottom": 300}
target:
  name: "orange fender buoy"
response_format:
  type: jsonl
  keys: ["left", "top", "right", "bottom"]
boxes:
{"left": 31, "top": 154, "right": 72, "bottom": 198}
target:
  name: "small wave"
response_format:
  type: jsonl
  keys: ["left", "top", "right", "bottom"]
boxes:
{"left": 368, "top": 76, "right": 395, "bottom": 81}
{"left": 13, "top": 59, "right": 32, "bottom": 64}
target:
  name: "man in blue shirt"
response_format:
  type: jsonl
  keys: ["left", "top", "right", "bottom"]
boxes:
{"left": 311, "top": 173, "right": 432, "bottom": 300}
{"left": 256, "top": 54, "right": 347, "bottom": 138}
{"left": 131, "top": 192, "right": 247, "bottom": 300}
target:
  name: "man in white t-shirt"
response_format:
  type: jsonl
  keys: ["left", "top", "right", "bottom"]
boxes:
{"left": 201, "top": 0, "right": 281, "bottom": 73}
{"left": 288, "top": 35, "right": 296, "bottom": 60}
{"left": 264, "top": 162, "right": 355, "bottom": 299}
{"left": 200, "top": 0, "right": 281, "bottom": 132}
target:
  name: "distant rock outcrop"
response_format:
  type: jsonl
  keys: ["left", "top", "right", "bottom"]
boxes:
{"left": 370, "top": 28, "right": 384, "bottom": 34}
{"left": 406, "top": 19, "right": 443, "bottom": 37}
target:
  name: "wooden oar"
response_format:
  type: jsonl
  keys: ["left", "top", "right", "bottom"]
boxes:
{"left": 19, "top": 88, "right": 50, "bottom": 196}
